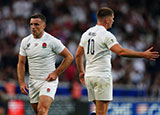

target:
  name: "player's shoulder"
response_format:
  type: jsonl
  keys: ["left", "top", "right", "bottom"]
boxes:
{"left": 44, "top": 32, "right": 54, "bottom": 39}
{"left": 82, "top": 26, "right": 96, "bottom": 37}
{"left": 23, "top": 34, "right": 32, "bottom": 40}
{"left": 21, "top": 34, "right": 32, "bottom": 43}
{"left": 89, "top": 25, "right": 112, "bottom": 36}
{"left": 94, "top": 25, "right": 112, "bottom": 34}
{"left": 87, "top": 25, "right": 97, "bottom": 32}
{"left": 106, "top": 30, "right": 114, "bottom": 36}
{"left": 44, "top": 32, "right": 60, "bottom": 41}
{"left": 102, "top": 30, "right": 115, "bottom": 39}
{"left": 44, "top": 32, "right": 63, "bottom": 46}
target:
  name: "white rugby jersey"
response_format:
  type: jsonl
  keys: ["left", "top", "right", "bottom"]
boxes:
{"left": 19, "top": 32, "right": 65, "bottom": 80}
{"left": 79, "top": 25, "right": 119, "bottom": 77}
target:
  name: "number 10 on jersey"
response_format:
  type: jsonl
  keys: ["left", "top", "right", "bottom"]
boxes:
{"left": 87, "top": 39, "right": 95, "bottom": 55}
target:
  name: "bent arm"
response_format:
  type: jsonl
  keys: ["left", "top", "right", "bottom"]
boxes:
{"left": 110, "top": 44, "right": 159, "bottom": 60}
{"left": 54, "top": 48, "right": 74, "bottom": 76}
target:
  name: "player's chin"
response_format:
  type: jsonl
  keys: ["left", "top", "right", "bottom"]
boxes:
{"left": 31, "top": 31, "right": 37, "bottom": 35}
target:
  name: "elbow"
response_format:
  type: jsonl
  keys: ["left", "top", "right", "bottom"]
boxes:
{"left": 75, "top": 53, "right": 83, "bottom": 62}
{"left": 117, "top": 52, "right": 124, "bottom": 56}
{"left": 75, "top": 53, "right": 81, "bottom": 63}
{"left": 71, "top": 55, "right": 74, "bottom": 62}
{"left": 75, "top": 52, "right": 80, "bottom": 59}
{"left": 17, "top": 61, "right": 25, "bottom": 67}
{"left": 111, "top": 45, "right": 127, "bottom": 57}
{"left": 69, "top": 54, "right": 74, "bottom": 63}
{"left": 116, "top": 49, "right": 126, "bottom": 57}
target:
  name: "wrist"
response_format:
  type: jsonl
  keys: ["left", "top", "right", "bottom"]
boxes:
{"left": 141, "top": 52, "right": 145, "bottom": 58}
{"left": 52, "top": 70, "right": 59, "bottom": 77}
{"left": 19, "top": 80, "right": 25, "bottom": 84}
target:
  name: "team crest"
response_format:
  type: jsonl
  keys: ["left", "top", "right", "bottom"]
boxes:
{"left": 47, "top": 88, "right": 50, "bottom": 92}
{"left": 42, "top": 43, "right": 47, "bottom": 48}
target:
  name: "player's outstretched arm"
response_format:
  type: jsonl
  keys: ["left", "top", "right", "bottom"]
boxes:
{"left": 110, "top": 44, "right": 159, "bottom": 60}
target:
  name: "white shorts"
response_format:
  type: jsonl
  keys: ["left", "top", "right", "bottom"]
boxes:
{"left": 28, "top": 78, "right": 58, "bottom": 103}
{"left": 85, "top": 76, "right": 113, "bottom": 101}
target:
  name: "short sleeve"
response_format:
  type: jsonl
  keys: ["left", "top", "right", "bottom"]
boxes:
{"left": 52, "top": 39, "right": 65, "bottom": 54}
{"left": 104, "top": 32, "right": 119, "bottom": 49}
{"left": 19, "top": 39, "right": 27, "bottom": 56}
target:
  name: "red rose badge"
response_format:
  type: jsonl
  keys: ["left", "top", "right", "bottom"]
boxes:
{"left": 47, "top": 88, "right": 50, "bottom": 92}
{"left": 42, "top": 43, "right": 47, "bottom": 48}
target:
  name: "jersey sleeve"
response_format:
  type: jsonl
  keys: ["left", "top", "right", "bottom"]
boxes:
{"left": 52, "top": 39, "right": 65, "bottom": 54}
{"left": 104, "top": 32, "right": 119, "bottom": 49}
{"left": 19, "top": 39, "right": 27, "bottom": 56}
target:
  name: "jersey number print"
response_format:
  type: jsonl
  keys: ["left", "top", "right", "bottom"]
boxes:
{"left": 87, "top": 39, "right": 95, "bottom": 55}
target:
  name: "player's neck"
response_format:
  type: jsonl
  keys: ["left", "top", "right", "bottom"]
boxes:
{"left": 97, "top": 22, "right": 108, "bottom": 30}
{"left": 33, "top": 31, "right": 44, "bottom": 39}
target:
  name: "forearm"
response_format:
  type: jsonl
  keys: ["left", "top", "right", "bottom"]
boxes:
{"left": 76, "top": 56, "right": 85, "bottom": 73}
{"left": 17, "top": 63, "right": 25, "bottom": 85}
{"left": 55, "top": 55, "right": 73, "bottom": 76}
{"left": 119, "top": 48, "right": 144, "bottom": 58}
{"left": 111, "top": 44, "right": 159, "bottom": 60}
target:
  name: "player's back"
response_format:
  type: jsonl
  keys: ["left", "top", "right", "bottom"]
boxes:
{"left": 80, "top": 25, "right": 118, "bottom": 77}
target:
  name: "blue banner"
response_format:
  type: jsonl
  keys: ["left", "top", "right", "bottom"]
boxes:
{"left": 108, "top": 102, "right": 160, "bottom": 115}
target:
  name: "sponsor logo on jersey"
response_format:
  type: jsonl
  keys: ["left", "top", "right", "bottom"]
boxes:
{"left": 27, "top": 43, "right": 30, "bottom": 47}
{"left": 25, "top": 43, "right": 30, "bottom": 50}
{"left": 111, "top": 39, "right": 114, "bottom": 43}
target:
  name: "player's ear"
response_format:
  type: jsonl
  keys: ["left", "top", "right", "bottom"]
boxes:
{"left": 43, "top": 23, "right": 46, "bottom": 29}
{"left": 104, "top": 17, "right": 109, "bottom": 24}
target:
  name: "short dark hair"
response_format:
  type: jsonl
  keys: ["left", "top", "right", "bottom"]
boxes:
{"left": 29, "top": 13, "right": 46, "bottom": 23}
{"left": 96, "top": 7, "right": 114, "bottom": 20}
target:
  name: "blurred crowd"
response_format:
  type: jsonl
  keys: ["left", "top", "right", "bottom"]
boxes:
{"left": 0, "top": 0, "right": 160, "bottom": 99}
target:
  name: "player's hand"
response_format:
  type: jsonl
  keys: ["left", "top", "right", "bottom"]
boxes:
{"left": 144, "top": 47, "right": 159, "bottom": 61}
{"left": 46, "top": 72, "right": 58, "bottom": 81}
{"left": 19, "top": 82, "right": 29, "bottom": 95}
{"left": 79, "top": 72, "right": 85, "bottom": 85}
